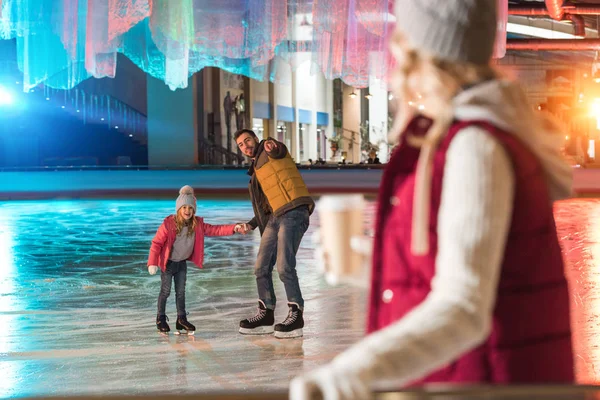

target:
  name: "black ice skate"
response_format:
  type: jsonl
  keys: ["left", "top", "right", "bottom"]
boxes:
{"left": 156, "top": 315, "right": 170, "bottom": 333}
{"left": 175, "top": 315, "right": 195, "bottom": 335}
{"left": 239, "top": 301, "right": 274, "bottom": 334}
{"left": 274, "top": 303, "right": 303, "bottom": 339}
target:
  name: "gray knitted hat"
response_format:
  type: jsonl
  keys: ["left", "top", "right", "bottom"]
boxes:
{"left": 176, "top": 185, "right": 196, "bottom": 213}
{"left": 394, "top": 0, "right": 497, "bottom": 65}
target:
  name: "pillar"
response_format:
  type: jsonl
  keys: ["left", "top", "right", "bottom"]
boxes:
{"left": 146, "top": 75, "right": 199, "bottom": 166}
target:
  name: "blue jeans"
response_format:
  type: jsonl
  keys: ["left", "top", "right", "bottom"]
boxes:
{"left": 255, "top": 206, "right": 310, "bottom": 310}
{"left": 157, "top": 260, "right": 187, "bottom": 316}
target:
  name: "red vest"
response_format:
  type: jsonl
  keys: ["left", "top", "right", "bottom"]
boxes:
{"left": 368, "top": 117, "right": 574, "bottom": 384}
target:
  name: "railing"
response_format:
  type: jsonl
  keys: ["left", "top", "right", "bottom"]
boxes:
{"left": 22, "top": 385, "right": 600, "bottom": 400}
{"left": 0, "top": 163, "right": 385, "bottom": 172}
{"left": 38, "top": 85, "right": 149, "bottom": 146}
{"left": 375, "top": 384, "right": 600, "bottom": 399}
{"left": 200, "top": 138, "right": 246, "bottom": 165}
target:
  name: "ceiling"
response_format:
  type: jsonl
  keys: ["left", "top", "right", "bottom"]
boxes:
{"left": 506, "top": 1, "right": 600, "bottom": 66}
{"left": 509, "top": 0, "right": 600, "bottom": 31}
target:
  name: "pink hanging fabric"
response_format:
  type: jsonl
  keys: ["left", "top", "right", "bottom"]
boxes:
{"left": 494, "top": 0, "right": 508, "bottom": 59}
{"left": 57, "top": 0, "right": 79, "bottom": 59}
{"left": 108, "top": 0, "right": 150, "bottom": 41}
{"left": 312, "top": 0, "right": 393, "bottom": 87}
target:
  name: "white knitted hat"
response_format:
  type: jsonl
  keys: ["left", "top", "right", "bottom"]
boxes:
{"left": 394, "top": 0, "right": 497, "bottom": 65}
{"left": 176, "top": 185, "right": 196, "bottom": 213}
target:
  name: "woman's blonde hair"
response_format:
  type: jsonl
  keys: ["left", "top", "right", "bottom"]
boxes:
{"left": 388, "top": 30, "right": 498, "bottom": 146}
{"left": 175, "top": 208, "right": 197, "bottom": 237}
{"left": 388, "top": 29, "right": 499, "bottom": 255}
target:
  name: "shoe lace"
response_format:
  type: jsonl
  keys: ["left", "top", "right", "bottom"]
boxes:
{"left": 281, "top": 309, "right": 298, "bottom": 326}
{"left": 248, "top": 308, "right": 266, "bottom": 323}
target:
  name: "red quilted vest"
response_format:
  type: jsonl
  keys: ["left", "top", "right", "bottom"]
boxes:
{"left": 367, "top": 116, "right": 574, "bottom": 384}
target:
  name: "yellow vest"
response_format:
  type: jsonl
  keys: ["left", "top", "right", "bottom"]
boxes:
{"left": 254, "top": 154, "right": 310, "bottom": 213}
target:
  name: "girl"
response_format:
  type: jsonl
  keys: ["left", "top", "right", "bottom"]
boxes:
{"left": 291, "top": 0, "right": 574, "bottom": 398}
{"left": 148, "top": 185, "right": 245, "bottom": 335}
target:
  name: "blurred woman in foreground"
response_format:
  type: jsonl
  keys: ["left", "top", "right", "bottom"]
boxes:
{"left": 291, "top": 0, "right": 574, "bottom": 398}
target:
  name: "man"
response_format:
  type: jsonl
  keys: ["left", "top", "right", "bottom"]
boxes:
{"left": 234, "top": 129, "right": 314, "bottom": 339}
{"left": 367, "top": 150, "right": 381, "bottom": 164}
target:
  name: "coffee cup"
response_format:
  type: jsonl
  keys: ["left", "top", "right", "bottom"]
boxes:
{"left": 316, "top": 194, "right": 366, "bottom": 286}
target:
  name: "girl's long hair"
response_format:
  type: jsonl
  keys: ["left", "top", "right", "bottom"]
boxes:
{"left": 174, "top": 209, "right": 197, "bottom": 236}
{"left": 387, "top": 30, "right": 497, "bottom": 255}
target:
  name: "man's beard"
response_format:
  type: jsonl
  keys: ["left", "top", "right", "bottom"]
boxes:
{"left": 249, "top": 142, "right": 258, "bottom": 158}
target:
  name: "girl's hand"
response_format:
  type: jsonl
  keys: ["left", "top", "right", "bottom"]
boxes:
{"left": 235, "top": 223, "right": 253, "bottom": 234}
{"left": 148, "top": 265, "right": 159, "bottom": 275}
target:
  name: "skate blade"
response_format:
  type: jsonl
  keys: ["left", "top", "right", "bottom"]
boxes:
{"left": 239, "top": 326, "right": 274, "bottom": 335}
{"left": 274, "top": 328, "right": 303, "bottom": 339}
{"left": 174, "top": 330, "right": 195, "bottom": 335}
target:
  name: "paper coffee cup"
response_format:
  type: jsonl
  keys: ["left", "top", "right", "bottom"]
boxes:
{"left": 317, "top": 194, "right": 365, "bottom": 286}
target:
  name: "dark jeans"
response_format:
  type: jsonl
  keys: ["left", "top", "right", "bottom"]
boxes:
{"left": 157, "top": 260, "right": 187, "bottom": 317}
{"left": 255, "top": 206, "right": 310, "bottom": 310}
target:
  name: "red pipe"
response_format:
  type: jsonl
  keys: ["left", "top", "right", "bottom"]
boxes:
{"left": 564, "top": 7, "right": 600, "bottom": 15}
{"left": 509, "top": 5, "right": 600, "bottom": 16}
{"left": 508, "top": 3, "right": 587, "bottom": 37}
{"left": 546, "top": 0, "right": 565, "bottom": 20}
{"left": 509, "top": 7, "right": 552, "bottom": 16}
{"left": 566, "top": 14, "right": 586, "bottom": 37}
{"left": 506, "top": 38, "right": 600, "bottom": 51}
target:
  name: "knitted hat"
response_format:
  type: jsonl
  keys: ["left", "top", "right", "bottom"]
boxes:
{"left": 394, "top": 0, "right": 497, "bottom": 65}
{"left": 176, "top": 185, "right": 196, "bottom": 213}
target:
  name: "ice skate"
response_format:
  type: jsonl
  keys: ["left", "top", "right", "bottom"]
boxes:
{"left": 174, "top": 315, "right": 195, "bottom": 335}
{"left": 274, "top": 303, "right": 304, "bottom": 339}
{"left": 156, "top": 315, "right": 170, "bottom": 334}
{"left": 239, "top": 300, "right": 275, "bottom": 334}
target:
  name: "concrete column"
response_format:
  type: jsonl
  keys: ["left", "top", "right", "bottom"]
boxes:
{"left": 368, "top": 71, "right": 390, "bottom": 163}
{"left": 342, "top": 83, "right": 361, "bottom": 163}
{"left": 307, "top": 66, "right": 323, "bottom": 162}
{"left": 292, "top": 69, "right": 300, "bottom": 161}
{"left": 325, "top": 79, "right": 334, "bottom": 161}
{"left": 147, "top": 75, "right": 198, "bottom": 166}
{"left": 269, "top": 82, "right": 278, "bottom": 140}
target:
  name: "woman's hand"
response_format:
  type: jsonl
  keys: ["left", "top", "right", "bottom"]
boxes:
{"left": 290, "top": 363, "right": 371, "bottom": 400}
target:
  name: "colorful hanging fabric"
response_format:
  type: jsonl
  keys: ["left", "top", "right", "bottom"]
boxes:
{"left": 0, "top": 0, "right": 394, "bottom": 91}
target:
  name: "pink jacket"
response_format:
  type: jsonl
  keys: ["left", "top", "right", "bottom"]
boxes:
{"left": 147, "top": 215, "right": 237, "bottom": 272}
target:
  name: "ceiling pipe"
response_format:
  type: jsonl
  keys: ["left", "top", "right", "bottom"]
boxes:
{"left": 563, "top": 7, "right": 600, "bottom": 15}
{"left": 509, "top": 5, "right": 600, "bottom": 16}
{"left": 509, "top": 2, "right": 587, "bottom": 37}
{"left": 506, "top": 38, "right": 600, "bottom": 51}
{"left": 566, "top": 14, "right": 586, "bottom": 37}
{"left": 509, "top": 7, "right": 552, "bottom": 16}
{"left": 545, "top": 0, "right": 565, "bottom": 20}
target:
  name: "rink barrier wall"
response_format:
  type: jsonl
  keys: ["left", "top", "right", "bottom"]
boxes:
{"left": 0, "top": 166, "right": 596, "bottom": 200}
